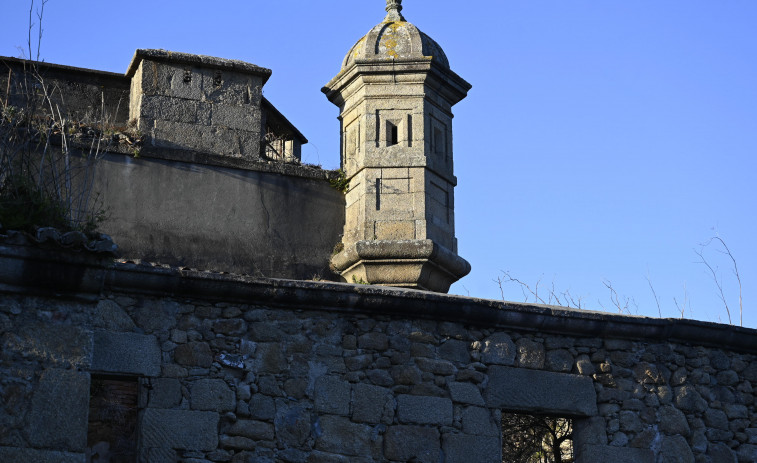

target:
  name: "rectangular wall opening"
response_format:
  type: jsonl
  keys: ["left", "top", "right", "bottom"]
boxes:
{"left": 87, "top": 375, "right": 139, "bottom": 462}
{"left": 501, "top": 412, "right": 574, "bottom": 463}
{"left": 387, "top": 121, "right": 399, "bottom": 146}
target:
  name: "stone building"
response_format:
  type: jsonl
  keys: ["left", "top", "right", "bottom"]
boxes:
{"left": 1, "top": 1, "right": 756, "bottom": 463}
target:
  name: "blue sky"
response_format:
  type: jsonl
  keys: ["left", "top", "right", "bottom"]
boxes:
{"left": 2, "top": 0, "right": 755, "bottom": 326}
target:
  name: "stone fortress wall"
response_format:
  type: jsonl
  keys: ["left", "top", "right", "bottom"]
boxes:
{"left": 0, "top": 257, "right": 756, "bottom": 462}
{"left": 2, "top": 2, "right": 756, "bottom": 462}
{"left": 0, "top": 53, "right": 346, "bottom": 279}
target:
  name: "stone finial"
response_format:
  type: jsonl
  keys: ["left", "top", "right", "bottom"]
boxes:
{"left": 385, "top": 0, "right": 405, "bottom": 22}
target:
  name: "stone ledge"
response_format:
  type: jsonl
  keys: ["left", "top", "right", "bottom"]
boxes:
{"left": 126, "top": 49, "right": 272, "bottom": 81}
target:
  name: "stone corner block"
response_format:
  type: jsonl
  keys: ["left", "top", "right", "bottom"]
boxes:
{"left": 28, "top": 369, "right": 90, "bottom": 452}
{"left": 92, "top": 331, "right": 161, "bottom": 376}
{"left": 442, "top": 433, "right": 501, "bottom": 463}
{"left": 484, "top": 366, "right": 597, "bottom": 417}
{"left": 384, "top": 425, "right": 441, "bottom": 463}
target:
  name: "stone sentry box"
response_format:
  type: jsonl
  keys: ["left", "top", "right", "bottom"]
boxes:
{"left": 324, "top": 1, "right": 472, "bottom": 292}
{"left": 127, "top": 49, "right": 301, "bottom": 160}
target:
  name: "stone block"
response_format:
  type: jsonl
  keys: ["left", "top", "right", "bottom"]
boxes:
{"left": 315, "top": 415, "right": 378, "bottom": 457}
{"left": 140, "top": 94, "right": 199, "bottom": 124}
{"left": 442, "top": 434, "right": 500, "bottom": 463}
{"left": 255, "top": 342, "right": 287, "bottom": 373}
{"left": 174, "top": 342, "right": 213, "bottom": 367}
{"left": 357, "top": 332, "right": 388, "bottom": 350}
{"left": 191, "top": 379, "right": 235, "bottom": 412}
{"left": 275, "top": 400, "right": 312, "bottom": 447}
{"left": 314, "top": 376, "right": 351, "bottom": 415}
{"left": 250, "top": 393, "right": 276, "bottom": 420}
{"left": 28, "top": 369, "right": 90, "bottom": 451}
{"left": 484, "top": 366, "right": 598, "bottom": 417}
{"left": 438, "top": 339, "right": 470, "bottom": 363}
{"left": 351, "top": 383, "right": 394, "bottom": 424}
{"left": 140, "top": 409, "right": 219, "bottom": 451}
{"left": 148, "top": 378, "right": 182, "bottom": 408}
{"left": 481, "top": 333, "right": 516, "bottom": 365}
{"left": 201, "top": 71, "right": 263, "bottom": 106}
{"left": 573, "top": 416, "right": 608, "bottom": 446}
{"left": 384, "top": 425, "right": 440, "bottom": 463}
{"left": 93, "top": 299, "right": 136, "bottom": 331}
{"left": 415, "top": 358, "right": 456, "bottom": 375}
{"left": 220, "top": 435, "right": 256, "bottom": 450}
{"left": 374, "top": 221, "right": 415, "bottom": 240}
{"left": 675, "top": 385, "right": 707, "bottom": 413}
{"left": 449, "top": 381, "right": 485, "bottom": 405}
{"left": 397, "top": 395, "right": 453, "bottom": 425}
{"left": 92, "top": 331, "right": 161, "bottom": 376}
{"left": 210, "top": 104, "right": 259, "bottom": 131}
{"left": 658, "top": 405, "right": 690, "bottom": 436}
{"left": 227, "top": 419, "right": 275, "bottom": 440}
{"left": 660, "top": 435, "right": 695, "bottom": 463}
{"left": 461, "top": 407, "right": 500, "bottom": 437}
{"left": 546, "top": 349, "right": 574, "bottom": 372}
{"left": 133, "top": 299, "right": 180, "bottom": 332}
{"left": 8, "top": 323, "right": 92, "bottom": 369}
{"left": 737, "top": 444, "right": 757, "bottom": 463}
{"left": 707, "top": 443, "right": 737, "bottom": 463}
{"left": 517, "top": 338, "right": 545, "bottom": 369}
{"left": 0, "top": 447, "right": 85, "bottom": 463}
{"left": 576, "top": 444, "right": 654, "bottom": 463}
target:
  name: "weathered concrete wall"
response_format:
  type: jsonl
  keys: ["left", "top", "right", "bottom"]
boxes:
{"left": 1, "top": 251, "right": 756, "bottom": 462}
{"left": 0, "top": 56, "right": 130, "bottom": 125}
{"left": 93, "top": 149, "right": 345, "bottom": 280}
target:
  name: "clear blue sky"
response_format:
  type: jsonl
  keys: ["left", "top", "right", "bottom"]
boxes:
{"left": 2, "top": 0, "right": 755, "bottom": 326}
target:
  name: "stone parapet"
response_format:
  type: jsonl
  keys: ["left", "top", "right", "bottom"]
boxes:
{"left": 1, "top": 255, "right": 757, "bottom": 462}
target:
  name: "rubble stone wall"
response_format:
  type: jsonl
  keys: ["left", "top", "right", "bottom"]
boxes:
{"left": 1, "top": 262, "right": 756, "bottom": 463}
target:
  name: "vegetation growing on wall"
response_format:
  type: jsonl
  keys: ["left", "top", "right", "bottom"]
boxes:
{"left": 0, "top": 0, "right": 109, "bottom": 236}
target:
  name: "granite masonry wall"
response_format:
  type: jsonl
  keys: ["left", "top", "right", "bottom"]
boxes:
{"left": 1, "top": 254, "right": 756, "bottom": 463}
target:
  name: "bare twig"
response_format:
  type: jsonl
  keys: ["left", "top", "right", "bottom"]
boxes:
{"left": 674, "top": 283, "right": 689, "bottom": 319}
{"left": 695, "top": 241, "right": 732, "bottom": 325}
{"left": 646, "top": 272, "right": 663, "bottom": 318}
{"left": 601, "top": 279, "right": 635, "bottom": 315}
{"left": 497, "top": 271, "right": 585, "bottom": 310}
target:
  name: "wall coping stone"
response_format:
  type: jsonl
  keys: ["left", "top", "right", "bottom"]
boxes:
{"left": 1, "top": 55, "right": 126, "bottom": 80}
{"left": 2, "top": 250, "right": 757, "bottom": 354}
{"left": 71, "top": 141, "right": 335, "bottom": 182}
{"left": 99, "top": 262, "right": 757, "bottom": 353}
{"left": 126, "top": 49, "right": 272, "bottom": 82}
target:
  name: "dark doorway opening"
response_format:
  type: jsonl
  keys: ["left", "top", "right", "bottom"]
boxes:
{"left": 87, "top": 375, "right": 139, "bottom": 463}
